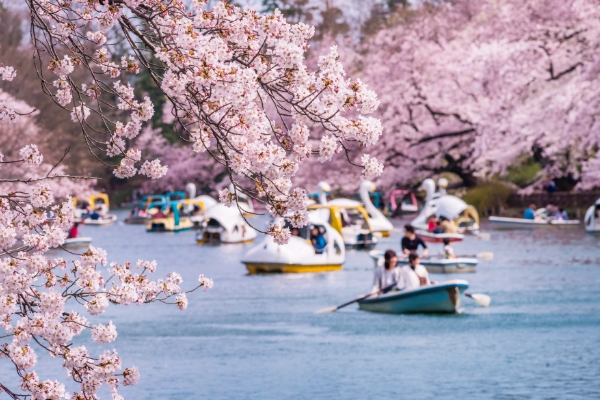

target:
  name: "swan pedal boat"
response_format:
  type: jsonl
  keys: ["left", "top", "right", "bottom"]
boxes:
{"left": 83, "top": 214, "right": 117, "bottom": 226}
{"left": 489, "top": 216, "right": 580, "bottom": 229}
{"left": 416, "top": 230, "right": 464, "bottom": 243}
{"left": 359, "top": 279, "right": 469, "bottom": 313}
{"left": 241, "top": 214, "right": 345, "bottom": 274}
{"left": 584, "top": 198, "right": 600, "bottom": 233}
{"left": 63, "top": 237, "right": 92, "bottom": 248}
{"left": 196, "top": 203, "right": 257, "bottom": 244}
{"left": 369, "top": 250, "right": 477, "bottom": 273}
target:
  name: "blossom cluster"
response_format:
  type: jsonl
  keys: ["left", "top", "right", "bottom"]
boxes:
{"left": 0, "top": 144, "right": 212, "bottom": 398}
{"left": 24, "top": 0, "right": 384, "bottom": 241}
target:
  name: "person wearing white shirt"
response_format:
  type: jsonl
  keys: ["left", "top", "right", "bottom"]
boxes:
{"left": 400, "top": 253, "right": 432, "bottom": 290}
{"left": 442, "top": 238, "right": 456, "bottom": 259}
{"left": 371, "top": 250, "right": 405, "bottom": 294}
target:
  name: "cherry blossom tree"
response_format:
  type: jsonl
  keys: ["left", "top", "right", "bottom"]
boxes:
{"left": 296, "top": 0, "right": 600, "bottom": 192}
{"left": 1, "top": 0, "right": 386, "bottom": 396}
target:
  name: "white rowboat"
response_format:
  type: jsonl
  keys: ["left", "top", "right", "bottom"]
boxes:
{"left": 368, "top": 250, "right": 477, "bottom": 273}
{"left": 63, "top": 237, "right": 92, "bottom": 248}
{"left": 358, "top": 280, "right": 469, "bottom": 313}
{"left": 489, "top": 216, "right": 579, "bottom": 229}
{"left": 83, "top": 214, "right": 117, "bottom": 226}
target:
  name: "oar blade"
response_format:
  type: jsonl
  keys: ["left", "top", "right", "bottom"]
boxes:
{"left": 469, "top": 293, "right": 491, "bottom": 307}
{"left": 315, "top": 306, "right": 338, "bottom": 314}
{"left": 477, "top": 252, "right": 494, "bottom": 260}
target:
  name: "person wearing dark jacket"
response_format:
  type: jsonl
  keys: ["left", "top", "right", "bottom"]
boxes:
{"left": 401, "top": 224, "right": 428, "bottom": 258}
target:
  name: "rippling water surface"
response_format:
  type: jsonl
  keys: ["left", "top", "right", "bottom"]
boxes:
{"left": 3, "top": 209, "right": 600, "bottom": 399}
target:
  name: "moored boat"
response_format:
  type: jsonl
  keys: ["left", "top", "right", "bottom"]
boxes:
{"left": 368, "top": 250, "right": 477, "bottom": 273}
{"left": 416, "top": 230, "right": 464, "bottom": 243}
{"left": 489, "top": 216, "right": 580, "bottom": 229}
{"left": 358, "top": 280, "right": 469, "bottom": 313}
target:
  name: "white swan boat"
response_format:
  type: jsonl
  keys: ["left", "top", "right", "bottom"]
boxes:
{"left": 416, "top": 230, "right": 464, "bottom": 243}
{"left": 489, "top": 216, "right": 580, "bottom": 229}
{"left": 368, "top": 250, "right": 477, "bottom": 273}
{"left": 358, "top": 280, "right": 469, "bottom": 313}
{"left": 241, "top": 214, "right": 345, "bottom": 274}
{"left": 584, "top": 198, "right": 600, "bottom": 233}
{"left": 358, "top": 181, "right": 394, "bottom": 237}
{"left": 63, "top": 237, "right": 92, "bottom": 249}
{"left": 196, "top": 203, "right": 257, "bottom": 244}
{"left": 411, "top": 179, "right": 480, "bottom": 234}
{"left": 83, "top": 214, "right": 117, "bottom": 226}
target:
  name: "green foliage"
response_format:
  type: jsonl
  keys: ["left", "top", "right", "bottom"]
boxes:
{"left": 462, "top": 182, "right": 513, "bottom": 214}
{"left": 502, "top": 159, "right": 542, "bottom": 187}
{"left": 134, "top": 58, "right": 179, "bottom": 144}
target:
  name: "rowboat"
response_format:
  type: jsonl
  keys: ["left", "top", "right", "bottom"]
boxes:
{"left": 63, "top": 237, "right": 92, "bottom": 248}
{"left": 416, "top": 230, "right": 464, "bottom": 243}
{"left": 489, "top": 216, "right": 580, "bottom": 229}
{"left": 368, "top": 250, "right": 477, "bottom": 273}
{"left": 83, "top": 214, "right": 117, "bottom": 226}
{"left": 358, "top": 280, "right": 469, "bottom": 313}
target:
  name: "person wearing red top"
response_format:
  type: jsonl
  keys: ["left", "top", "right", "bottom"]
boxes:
{"left": 426, "top": 215, "right": 437, "bottom": 231}
{"left": 68, "top": 222, "right": 79, "bottom": 239}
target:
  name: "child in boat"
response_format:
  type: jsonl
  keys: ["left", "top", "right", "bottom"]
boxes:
{"left": 310, "top": 226, "right": 327, "bottom": 254}
{"left": 371, "top": 250, "right": 403, "bottom": 294}
{"left": 68, "top": 222, "right": 79, "bottom": 239}
{"left": 442, "top": 238, "right": 456, "bottom": 259}
{"left": 555, "top": 208, "right": 569, "bottom": 220}
{"left": 401, "top": 252, "right": 432, "bottom": 290}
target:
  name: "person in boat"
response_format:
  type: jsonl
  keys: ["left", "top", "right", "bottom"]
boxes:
{"left": 371, "top": 250, "right": 403, "bottom": 294}
{"left": 310, "top": 225, "right": 327, "bottom": 254}
{"left": 524, "top": 204, "right": 538, "bottom": 220}
{"left": 401, "top": 252, "right": 432, "bottom": 290}
{"left": 555, "top": 207, "right": 568, "bottom": 220}
{"left": 68, "top": 222, "right": 79, "bottom": 239}
{"left": 88, "top": 207, "right": 100, "bottom": 221}
{"left": 440, "top": 216, "right": 458, "bottom": 234}
{"left": 442, "top": 238, "right": 456, "bottom": 259}
{"left": 426, "top": 215, "right": 437, "bottom": 232}
{"left": 291, "top": 227, "right": 301, "bottom": 237}
{"left": 152, "top": 207, "right": 166, "bottom": 219}
{"left": 401, "top": 224, "right": 429, "bottom": 258}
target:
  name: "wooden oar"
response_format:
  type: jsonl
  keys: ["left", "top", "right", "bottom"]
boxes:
{"left": 465, "top": 292, "right": 491, "bottom": 307}
{"left": 316, "top": 282, "right": 398, "bottom": 314}
{"left": 457, "top": 252, "right": 494, "bottom": 260}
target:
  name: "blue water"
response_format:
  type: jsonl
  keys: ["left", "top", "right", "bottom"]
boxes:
{"left": 2, "top": 210, "right": 600, "bottom": 399}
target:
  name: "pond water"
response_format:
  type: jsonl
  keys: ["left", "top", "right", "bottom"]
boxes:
{"left": 3, "top": 209, "right": 600, "bottom": 399}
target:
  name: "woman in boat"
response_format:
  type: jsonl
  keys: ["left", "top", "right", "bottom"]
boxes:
{"left": 426, "top": 215, "right": 437, "bottom": 232}
{"left": 401, "top": 225, "right": 429, "bottom": 258}
{"left": 68, "top": 222, "right": 79, "bottom": 239}
{"left": 401, "top": 253, "right": 432, "bottom": 290}
{"left": 371, "top": 250, "right": 403, "bottom": 294}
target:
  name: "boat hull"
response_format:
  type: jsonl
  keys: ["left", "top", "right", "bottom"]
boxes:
{"left": 416, "top": 231, "right": 464, "bottom": 243}
{"left": 358, "top": 280, "right": 468, "bottom": 313}
{"left": 244, "top": 262, "right": 342, "bottom": 274}
{"left": 489, "top": 216, "right": 580, "bottom": 229}
{"left": 83, "top": 214, "right": 117, "bottom": 226}
{"left": 63, "top": 237, "right": 92, "bottom": 248}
